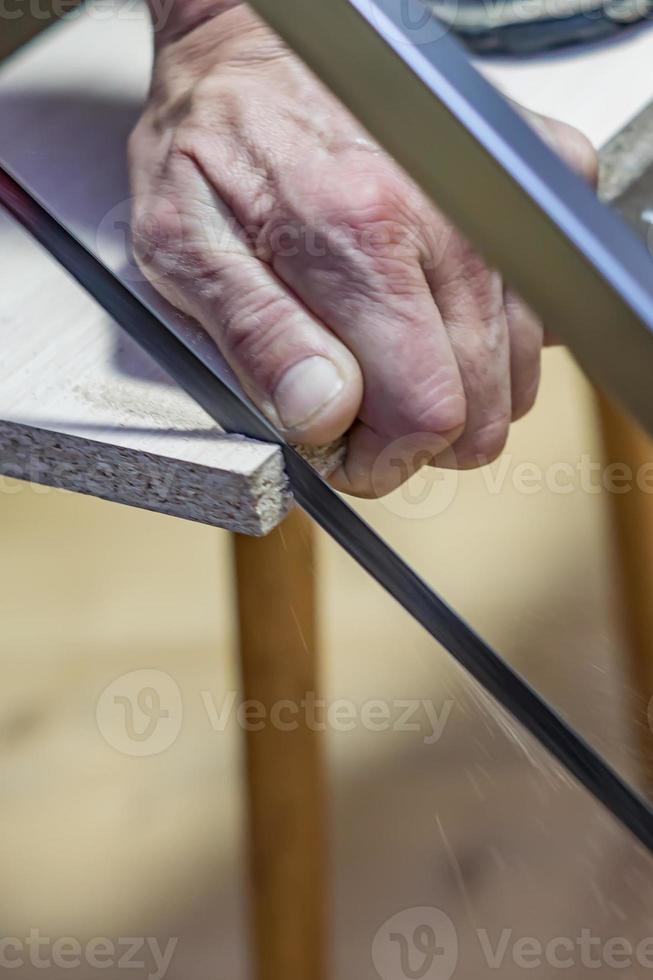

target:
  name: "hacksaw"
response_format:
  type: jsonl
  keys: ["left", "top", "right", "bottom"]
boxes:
{"left": 3, "top": 2, "right": 653, "bottom": 854}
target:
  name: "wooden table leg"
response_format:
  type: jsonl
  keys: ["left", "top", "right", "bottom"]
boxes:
{"left": 233, "top": 508, "right": 327, "bottom": 980}
{"left": 597, "top": 393, "right": 653, "bottom": 787}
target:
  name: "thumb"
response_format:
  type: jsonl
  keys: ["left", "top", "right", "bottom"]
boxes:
{"left": 131, "top": 157, "right": 363, "bottom": 446}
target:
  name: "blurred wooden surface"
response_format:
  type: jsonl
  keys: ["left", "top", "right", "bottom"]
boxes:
{"left": 598, "top": 395, "right": 653, "bottom": 785}
{"left": 234, "top": 510, "right": 326, "bottom": 980}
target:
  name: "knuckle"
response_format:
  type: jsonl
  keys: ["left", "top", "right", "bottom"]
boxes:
{"left": 221, "top": 284, "right": 284, "bottom": 349}
{"left": 131, "top": 197, "right": 184, "bottom": 275}
{"left": 287, "top": 173, "right": 431, "bottom": 302}
{"left": 509, "top": 323, "right": 542, "bottom": 365}
{"left": 167, "top": 86, "right": 247, "bottom": 162}
{"left": 191, "top": 78, "right": 244, "bottom": 127}
{"left": 438, "top": 248, "right": 502, "bottom": 315}
{"left": 392, "top": 377, "right": 467, "bottom": 442}
{"left": 512, "top": 375, "right": 540, "bottom": 421}
{"left": 218, "top": 282, "right": 303, "bottom": 384}
{"left": 166, "top": 126, "right": 203, "bottom": 166}
{"left": 319, "top": 170, "right": 407, "bottom": 226}
{"left": 307, "top": 170, "right": 426, "bottom": 265}
{"left": 460, "top": 416, "right": 510, "bottom": 467}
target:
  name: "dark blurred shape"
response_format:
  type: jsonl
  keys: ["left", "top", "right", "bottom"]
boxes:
{"left": 429, "top": 0, "right": 653, "bottom": 53}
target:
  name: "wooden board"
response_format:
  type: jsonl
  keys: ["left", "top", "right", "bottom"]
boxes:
{"left": 0, "top": 229, "right": 292, "bottom": 535}
{"left": 0, "top": 9, "right": 345, "bottom": 536}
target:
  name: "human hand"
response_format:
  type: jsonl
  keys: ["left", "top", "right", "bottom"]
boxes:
{"left": 129, "top": 1, "right": 597, "bottom": 496}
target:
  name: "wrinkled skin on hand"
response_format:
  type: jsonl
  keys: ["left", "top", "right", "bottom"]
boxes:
{"left": 129, "top": 2, "right": 598, "bottom": 496}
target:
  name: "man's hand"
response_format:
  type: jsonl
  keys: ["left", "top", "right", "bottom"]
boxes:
{"left": 129, "top": 1, "right": 597, "bottom": 496}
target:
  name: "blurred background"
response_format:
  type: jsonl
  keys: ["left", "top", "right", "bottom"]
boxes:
{"left": 3, "top": 5, "right": 653, "bottom": 980}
